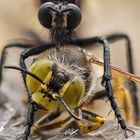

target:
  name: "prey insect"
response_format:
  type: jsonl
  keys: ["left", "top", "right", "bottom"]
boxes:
{"left": 0, "top": 0, "right": 139, "bottom": 139}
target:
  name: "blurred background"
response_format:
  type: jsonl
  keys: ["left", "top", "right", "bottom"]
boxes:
{"left": 0, "top": 0, "right": 140, "bottom": 125}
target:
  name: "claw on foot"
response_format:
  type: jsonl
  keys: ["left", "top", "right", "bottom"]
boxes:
{"left": 124, "top": 128, "right": 135, "bottom": 138}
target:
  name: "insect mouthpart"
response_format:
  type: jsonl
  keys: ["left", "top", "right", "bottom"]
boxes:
{"left": 40, "top": 87, "right": 58, "bottom": 101}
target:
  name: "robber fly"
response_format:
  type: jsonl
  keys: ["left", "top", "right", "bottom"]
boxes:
{"left": 0, "top": 0, "right": 140, "bottom": 139}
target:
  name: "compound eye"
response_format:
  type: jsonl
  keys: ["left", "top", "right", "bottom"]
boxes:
{"left": 38, "top": 2, "right": 54, "bottom": 29}
{"left": 67, "top": 4, "right": 82, "bottom": 30}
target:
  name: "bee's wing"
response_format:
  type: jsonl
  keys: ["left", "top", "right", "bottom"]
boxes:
{"left": 87, "top": 54, "right": 140, "bottom": 84}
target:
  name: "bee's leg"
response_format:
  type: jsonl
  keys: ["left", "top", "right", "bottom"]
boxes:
{"left": 32, "top": 110, "right": 61, "bottom": 134}
{"left": 0, "top": 43, "right": 33, "bottom": 85}
{"left": 33, "top": 110, "right": 106, "bottom": 136}
{"left": 33, "top": 115, "right": 72, "bottom": 133}
{"left": 23, "top": 101, "right": 36, "bottom": 140}
{"left": 87, "top": 90, "right": 106, "bottom": 102}
{"left": 75, "top": 109, "right": 106, "bottom": 134}
{"left": 58, "top": 110, "right": 106, "bottom": 137}
{"left": 19, "top": 44, "right": 55, "bottom": 99}
{"left": 73, "top": 33, "right": 133, "bottom": 73}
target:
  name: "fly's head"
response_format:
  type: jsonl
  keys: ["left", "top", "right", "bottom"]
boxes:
{"left": 38, "top": 0, "right": 82, "bottom": 45}
{"left": 40, "top": 0, "right": 81, "bottom": 6}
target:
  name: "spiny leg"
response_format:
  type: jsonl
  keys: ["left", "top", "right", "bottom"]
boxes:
{"left": 0, "top": 43, "right": 53, "bottom": 139}
{"left": 73, "top": 33, "right": 134, "bottom": 75}
{"left": 82, "top": 71, "right": 134, "bottom": 124}
{"left": 73, "top": 36, "right": 134, "bottom": 137}
{"left": 106, "top": 33, "right": 139, "bottom": 122}
{"left": 104, "top": 80, "right": 134, "bottom": 137}
{"left": 99, "top": 36, "right": 134, "bottom": 137}
{"left": 23, "top": 101, "right": 50, "bottom": 140}
{"left": 0, "top": 43, "right": 33, "bottom": 85}
{"left": 100, "top": 36, "right": 135, "bottom": 137}
{"left": 106, "top": 33, "right": 134, "bottom": 74}
{"left": 71, "top": 33, "right": 139, "bottom": 122}
{"left": 23, "top": 102, "right": 36, "bottom": 140}
{"left": 18, "top": 44, "right": 55, "bottom": 139}
{"left": 19, "top": 44, "right": 55, "bottom": 99}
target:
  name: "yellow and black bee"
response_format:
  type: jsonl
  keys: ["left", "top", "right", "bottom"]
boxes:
{"left": 0, "top": 0, "right": 139, "bottom": 139}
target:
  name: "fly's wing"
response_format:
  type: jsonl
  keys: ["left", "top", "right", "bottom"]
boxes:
{"left": 87, "top": 54, "right": 140, "bottom": 84}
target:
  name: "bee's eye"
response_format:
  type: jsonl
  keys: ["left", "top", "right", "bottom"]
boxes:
{"left": 67, "top": 4, "right": 82, "bottom": 30}
{"left": 38, "top": 2, "right": 54, "bottom": 29}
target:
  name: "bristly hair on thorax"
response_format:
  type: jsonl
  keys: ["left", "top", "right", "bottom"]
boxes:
{"left": 33, "top": 46, "right": 92, "bottom": 94}
{"left": 51, "top": 27, "right": 73, "bottom": 45}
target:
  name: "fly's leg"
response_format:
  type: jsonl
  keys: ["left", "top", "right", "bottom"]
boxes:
{"left": 23, "top": 102, "right": 36, "bottom": 140}
{"left": 106, "top": 33, "right": 139, "bottom": 122}
{"left": 19, "top": 44, "right": 55, "bottom": 139}
{"left": 22, "top": 102, "right": 61, "bottom": 140}
{"left": 19, "top": 44, "right": 55, "bottom": 99}
{"left": 99, "top": 36, "right": 134, "bottom": 137}
{"left": 82, "top": 71, "right": 134, "bottom": 124}
{"left": 106, "top": 33, "right": 134, "bottom": 74}
{"left": 72, "top": 33, "right": 139, "bottom": 122}
{"left": 73, "top": 33, "right": 134, "bottom": 75}
{"left": 0, "top": 43, "right": 33, "bottom": 85}
{"left": 72, "top": 36, "right": 135, "bottom": 137}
